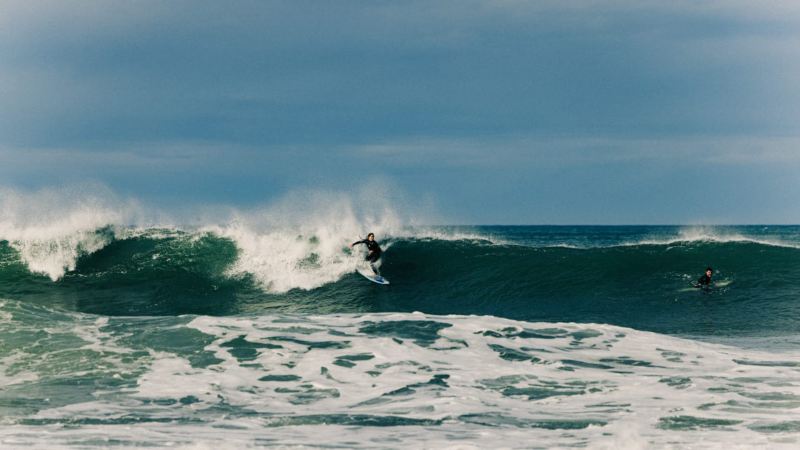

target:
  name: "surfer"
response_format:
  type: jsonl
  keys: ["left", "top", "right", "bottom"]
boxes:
{"left": 351, "top": 233, "right": 382, "bottom": 275}
{"left": 696, "top": 267, "right": 713, "bottom": 287}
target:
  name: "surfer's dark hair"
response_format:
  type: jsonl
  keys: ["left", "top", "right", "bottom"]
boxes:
{"left": 367, "top": 232, "right": 375, "bottom": 238}
{"left": 706, "top": 267, "right": 713, "bottom": 272}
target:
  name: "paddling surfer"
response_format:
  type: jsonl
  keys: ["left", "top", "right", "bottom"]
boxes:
{"left": 696, "top": 267, "right": 713, "bottom": 288}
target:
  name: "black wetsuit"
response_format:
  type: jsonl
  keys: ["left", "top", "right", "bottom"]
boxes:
{"left": 352, "top": 238, "right": 382, "bottom": 274}
{"left": 697, "top": 274, "right": 712, "bottom": 286}
{"left": 352, "top": 239, "right": 382, "bottom": 262}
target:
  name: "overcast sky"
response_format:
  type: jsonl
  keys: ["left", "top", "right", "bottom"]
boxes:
{"left": 1, "top": 0, "right": 799, "bottom": 224}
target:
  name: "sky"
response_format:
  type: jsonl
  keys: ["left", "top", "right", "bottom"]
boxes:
{"left": 1, "top": 0, "right": 799, "bottom": 224}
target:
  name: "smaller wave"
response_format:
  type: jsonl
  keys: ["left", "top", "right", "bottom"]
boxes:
{"left": 620, "top": 226, "right": 800, "bottom": 250}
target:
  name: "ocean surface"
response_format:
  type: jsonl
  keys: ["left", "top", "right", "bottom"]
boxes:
{"left": 1, "top": 220, "right": 799, "bottom": 448}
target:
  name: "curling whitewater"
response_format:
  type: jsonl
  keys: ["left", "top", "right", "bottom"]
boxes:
{"left": 0, "top": 300, "right": 798, "bottom": 448}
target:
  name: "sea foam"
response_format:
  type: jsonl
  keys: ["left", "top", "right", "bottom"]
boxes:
{"left": 1, "top": 301, "right": 798, "bottom": 449}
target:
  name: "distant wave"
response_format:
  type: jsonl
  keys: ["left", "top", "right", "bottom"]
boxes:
{"left": 620, "top": 226, "right": 800, "bottom": 250}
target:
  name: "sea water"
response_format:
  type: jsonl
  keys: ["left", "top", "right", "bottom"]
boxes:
{"left": 1, "top": 203, "right": 798, "bottom": 448}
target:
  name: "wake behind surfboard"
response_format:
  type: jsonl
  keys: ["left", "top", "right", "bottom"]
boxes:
{"left": 683, "top": 279, "right": 732, "bottom": 292}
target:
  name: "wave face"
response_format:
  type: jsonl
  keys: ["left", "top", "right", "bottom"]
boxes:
{"left": 1, "top": 303, "right": 798, "bottom": 448}
{"left": 1, "top": 225, "right": 799, "bottom": 336}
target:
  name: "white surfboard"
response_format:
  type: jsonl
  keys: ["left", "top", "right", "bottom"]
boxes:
{"left": 357, "top": 266, "right": 390, "bottom": 285}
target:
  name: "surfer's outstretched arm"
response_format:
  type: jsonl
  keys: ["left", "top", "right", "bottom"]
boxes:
{"left": 351, "top": 233, "right": 382, "bottom": 275}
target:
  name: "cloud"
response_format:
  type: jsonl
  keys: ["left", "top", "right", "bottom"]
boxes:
{"left": 349, "top": 135, "right": 800, "bottom": 168}
{"left": 2, "top": 0, "right": 800, "bottom": 150}
{"left": 1, "top": 1, "right": 799, "bottom": 223}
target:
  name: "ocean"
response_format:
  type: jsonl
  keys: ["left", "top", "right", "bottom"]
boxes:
{"left": 1, "top": 220, "right": 799, "bottom": 448}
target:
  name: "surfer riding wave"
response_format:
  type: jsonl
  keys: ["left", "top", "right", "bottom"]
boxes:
{"left": 351, "top": 233, "right": 382, "bottom": 275}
